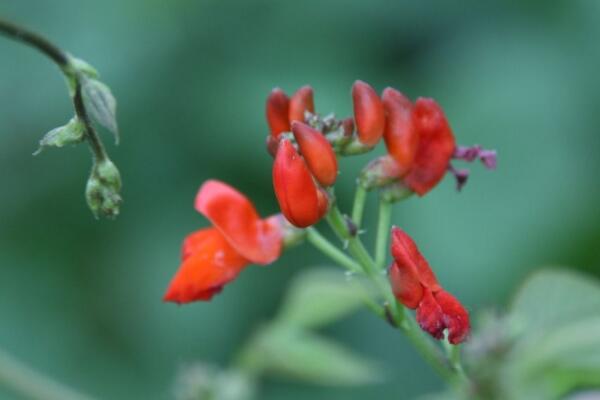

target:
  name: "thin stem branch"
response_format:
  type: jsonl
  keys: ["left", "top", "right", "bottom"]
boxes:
{"left": 374, "top": 199, "right": 392, "bottom": 270}
{"left": 0, "top": 348, "right": 94, "bottom": 400}
{"left": 351, "top": 185, "right": 367, "bottom": 227}
{"left": 306, "top": 227, "right": 362, "bottom": 274}
{"left": 0, "top": 17, "right": 107, "bottom": 162}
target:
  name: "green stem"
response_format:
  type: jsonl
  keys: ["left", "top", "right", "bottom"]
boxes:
{"left": 0, "top": 17, "right": 107, "bottom": 162}
{"left": 306, "top": 227, "right": 362, "bottom": 274}
{"left": 351, "top": 185, "right": 367, "bottom": 227}
{"left": 401, "top": 316, "right": 462, "bottom": 386}
{"left": 0, "top": 348, "right": 94, "bottom": 400}
{"left": 374, "top": 199, "right": 392, "bottom": 270}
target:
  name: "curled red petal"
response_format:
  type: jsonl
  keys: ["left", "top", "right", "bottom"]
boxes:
{"left": 435, "top": 289, "right": 471, "bottom": 344}
{"left": 352, "top": 80, "right": 384, "bottom": 147}
{"left": 273, "top": 139, "right": 321, "bottom": 228}
{"left": 416, "top": 288, "right": 445, "bottom": 340}
{"left": 292, "top": 121, "right": 338, "bottom": 186}
{"left": 164, "top": 228, "right": 248, "bottom": 303}
{"left": 289, "top": 85, "right": 314, "bottom": 123}
{"left": 390, "top": 227, "right": 441, "bottom": 291}
{"left": 404, "top": 98, "right": 456, "bottom": 196}
{"left": 389, "top": 261, "right": 423, "bottom": 309}
{"left": 195, "top": 180, "right": 282, "bottom": 264}
{"left": 382, "top": 87, "right": 418, "bottom": 176}
{"left": 266, "top": 88, "right": 290, "bottom": 137}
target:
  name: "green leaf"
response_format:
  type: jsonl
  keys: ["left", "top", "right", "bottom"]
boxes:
{"left": 510, "top": 268, "right": 600, "bottom": 332}
{"left": 81, "top": 77, "right": 119, "bottom": 143}
{"left": 254, "top": 326, "right": 382, "bottom": 386}
{"left": 69, "top": 56, "right": 99, "bottom": 79}
{"left": 277, "top": 268, "right": 371, "bottom": 329}
{"left": 34, "top": 117, "right": 84, "bottom": 155}
{"left": 507, "top": 268, "right": 600, "bottom": 397}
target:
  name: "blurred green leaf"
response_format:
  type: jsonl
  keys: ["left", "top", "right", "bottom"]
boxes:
{"left": 255, "top": 326, "right": 382, "bottom": 386}
{"left": 33, "top": 116, "right": 84, "bottom": 155}
{"left": 81, "top": 77, "right": 119, "bottom": 142}
{"left": 505, "top": 269, "right": 600, "bottom": 399}
{"left": 277, "top": 268, "right": 370, "bottom": 329}
{"left": 510, "top": 268, "right": 600, "bottom": 332}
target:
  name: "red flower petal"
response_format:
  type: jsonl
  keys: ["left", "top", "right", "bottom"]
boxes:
{"left": 382, "top": 88, "right": 419, "bottom": 176}
{"left": 404, "top": 98, "right": 456, "bottom": 196}
{"left": 195, "top": 180, "right": 282, "bottom": 264}
{"left": 273, "top": 139, "right": 322, "bottom": 228}
{"left": 416, "top": 288, "right": 445, "bottom": 340}
{"left": 266, "top": 88, "right": 290, "bottom": 137}
{"left": 292, "top": 121, "right": 338, "bottom": 187}
{"left": 389, "top": 261, "right": 423, "bottom": 309}
{"left": 435, "top": 289, "right": 471, "bottom": 344}
{"left": 164, "top": 228, "right": 248, "bottom": 303}
{"left": 289, "top": 85, "right": 314, "bottom": 123}
{"left": 352, "top": 80, "right": 385, "bottom": 147}
{"left": 390, "top": 227, "right": 441, "bottom": 291}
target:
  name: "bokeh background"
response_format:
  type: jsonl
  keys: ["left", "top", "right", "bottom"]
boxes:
{"left": 1, "top": 1, "right": 599, "bottom": 399}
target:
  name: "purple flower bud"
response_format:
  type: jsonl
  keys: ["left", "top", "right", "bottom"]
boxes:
{"left": 448, "top": 165, "right": 469, "bottom": 192}
{"left": 479, "top": 149, "right": 497, "bottom": 170}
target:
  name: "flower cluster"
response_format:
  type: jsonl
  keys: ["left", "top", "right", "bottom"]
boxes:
{"left": 389, "top": 227, "right": 470, "bottom": 344}
{"left": 164, "top": 80, "right": 496, "bottom": 346}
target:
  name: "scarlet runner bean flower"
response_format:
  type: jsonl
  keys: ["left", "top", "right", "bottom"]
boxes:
{"left": 388, "top": 227, "right": 470, "bottom": 344}
{"left": 272, "top": 136, "right": 332, "bottom": 228}
{"left": 352, "top": 80, "right": 385, "bottom": 147}
{"left": 360, "top": 87, "right": 496, "bottom": 195}
{"left": 164, "top": 180, "right": 284, "bottom": 303}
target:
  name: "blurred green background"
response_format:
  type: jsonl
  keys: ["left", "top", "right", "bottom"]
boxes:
{"left": 1, "top": 1, "right": 600, "bottom": 399}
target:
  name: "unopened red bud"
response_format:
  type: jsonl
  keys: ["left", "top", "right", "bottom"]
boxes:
{"left": 391, "top": 227, "right": 441, "bottom": 292}
{"left": 266, "top": 88, "right": 291, "bottom": 137}
{"left": 389, "top": 261, "right": 423, "bottom": 309}
{"left": 289, "top": 85, "right": 314, "bottom": 123}
{"left": 416, "top": 289, "right": 445, "bottom": 340}
{"left": 273, "top": 139, "right": 322, "bottom": 228}
{"left": 352, "top": 80, "right": 385, "bottom": 147}
{"left": 382, "top": 87, "right": 418, "bottom": 176}
{"left": 434, "top": 290, "right": 470, "bottom": 344}
{"left": 292, "top": 121, "right": 338, "bottom": 187}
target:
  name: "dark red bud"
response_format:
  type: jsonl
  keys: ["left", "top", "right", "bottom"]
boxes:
{"left": 352, "top": 80, "right": 385, "bottom": 147}
{"left": 266, "top": 88, "right": 291, "bottom": 137}
{"left": 289, "top": 85, "right": 314, "bottom": 123}
{"left": 292, "top": 121, "right": 338, "bottom": 187}
{"left": 435, "top": 290, "right": 470, "bottom": 344}
{"left": 416, "top": 288, "right": 445, "bottom": 340}
{"left": 390, "top": 227, "right": 441, "bottom": 292}
{"left": 389, "top": 261, "right": 423, "bottom": 309}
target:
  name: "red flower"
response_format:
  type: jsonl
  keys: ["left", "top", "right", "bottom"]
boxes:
{"left": 272, "top": 139, "right": 329, "bottom": 228}
{"left": 379, "top": 88, "right": 496, "bottom": 195}
{"left": 291, "top": 121, "right": 338, "bottom": 187}
{"left": 352, "top": 80, "right": 385, "bottom": 147}
{"left": 164, "top": 180, "right": 283, "bottom": 303}
{"left": 266, "top": 88, "right": 291, "bottom": 137}
{"left": 289, "top": 85, "right": 315, "bottom": 124}
{"left": 382, "top": 90, "right": 455, "bottom": 195}
{"left": 389, "top": 227, "right": 470, "bottom": 344}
